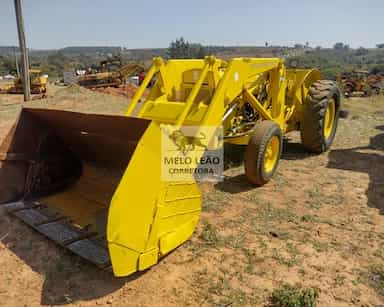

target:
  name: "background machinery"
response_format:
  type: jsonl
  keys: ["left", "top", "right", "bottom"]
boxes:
{"left": 77, "top": 63, "right": 145, "bottom": 88}
{"left": 0, "top": 56, "right": 340, "bottom": 276}
{"left": 338, "top": 70, "right": 384, "bottom": 97}
{"left": 0, "top": 69, "right": 47, "bottom": 94}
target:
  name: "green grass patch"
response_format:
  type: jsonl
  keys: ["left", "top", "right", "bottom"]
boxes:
{"left": 270, "top": 284, "right": 320, "bottom": 307}
{"left": 199, "top": 222, "right": 221, "bottom": 247}
{"left": 191, "top": 270, "right": 262, "bottom": 306}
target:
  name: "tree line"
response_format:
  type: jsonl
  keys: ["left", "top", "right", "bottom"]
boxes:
{"left": 1, "top": 38, "right": 383, "bottom": 80}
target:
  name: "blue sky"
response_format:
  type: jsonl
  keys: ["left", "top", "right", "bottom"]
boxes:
{"left": 1, "top": 0, "right": 383, "bottom": 49}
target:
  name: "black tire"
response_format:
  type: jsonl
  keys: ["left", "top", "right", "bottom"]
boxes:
{"left": 301, "top": 80, "right": 340, "bottom": 153}
{"left": 244, "top": 121, "right": 283, "bottom": 186}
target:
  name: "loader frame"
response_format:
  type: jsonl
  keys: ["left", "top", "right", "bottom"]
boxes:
{"left": 126, "top": 56, "right": 321, "bottom": 144}
{"left": 111, "top": 56, "right": 322, "bottom": 276}
{"left": 0, "top": 56, "right": 326, "bottom": 277}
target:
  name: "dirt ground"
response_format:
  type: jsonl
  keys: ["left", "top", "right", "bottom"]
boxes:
{"left": 0, "top": 86, "right": 383, "bottom": 306}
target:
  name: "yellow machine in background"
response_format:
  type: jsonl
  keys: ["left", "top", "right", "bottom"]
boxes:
{"left": 77, "top": 63, "right": 144, "bottom": 88}
{"left": 0, "top": 69, "right": 47, "bottom": 94}
{"left": 0, "top": 56, "right": 340, "bottom": 276}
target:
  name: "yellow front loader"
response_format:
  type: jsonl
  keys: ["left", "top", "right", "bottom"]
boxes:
{"left": 1, "top": 69, "right": 47, "bottom": 94}
{"left": 0, "top": 57, "right": 340, "bottom": 276}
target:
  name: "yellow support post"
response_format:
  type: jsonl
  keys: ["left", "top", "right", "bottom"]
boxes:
{"left": 126, "top": 58, "right": 163, "bottom": 116}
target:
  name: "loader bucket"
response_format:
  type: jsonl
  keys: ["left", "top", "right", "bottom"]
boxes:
{"left": 0, "top": 108, "right": 201, "bottom": 276}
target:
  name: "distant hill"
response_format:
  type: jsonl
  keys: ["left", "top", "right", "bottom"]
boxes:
{"left": 0, "top": 46, "right": 18, "bottom": 55}
{"left": 122, "top": 48, "right": 167, "bottom": 60}
{"left": 0, "top": 45, "right": 290, "bottom": 60}
{"left": 2, "top": 44, "right": 383, "bottom": 80}
{"left": 59, "top": 46, "right": 122, "bottom": 56}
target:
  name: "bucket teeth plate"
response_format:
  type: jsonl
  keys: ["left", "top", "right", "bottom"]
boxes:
{"left": 1, "top": 201, "right": 111, "bottom": 268}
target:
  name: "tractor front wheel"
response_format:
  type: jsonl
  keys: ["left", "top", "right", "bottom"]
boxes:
{"left": 301, "top": 80, "right": 340, "bottom": 153}
{"left": 244, "top": 121, "right": 283, "bottom": 186}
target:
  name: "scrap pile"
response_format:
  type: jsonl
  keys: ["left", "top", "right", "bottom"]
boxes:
{"left": 338, "top": 70, "right": 384, "bottom": 97}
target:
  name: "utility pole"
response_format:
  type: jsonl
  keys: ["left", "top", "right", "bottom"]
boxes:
{"left": 14, "top": 46, "right": 20, "bottom": 76}
{"left": 14, "top": 0, "right": 30, "bottom": 101}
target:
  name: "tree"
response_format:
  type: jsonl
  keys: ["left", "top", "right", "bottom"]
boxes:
{"left": 195, "top": 45, "right": 207, "bottom": 58}
{"left": 355, "top": 47, "right": 369, "bottom": 56}
{"left": 377, "top": 43, "right": 384, "bottom": 49}
{"left": 41, "top": 51, "right": 75, "bottom": 78}
{"left": 47, "top": 52, "right": 70, "bottom": 70}
{"left": 333, "top": 42, "right": 343, "bottom": 50}
{"left": 167, "top": 37, "right": 207, "bottom": 59}
{"left": 167, "top": 37, "right": 190, "bottom": 59}
{"left": 0, "top": 55, "right": 17, "bottom": 74}
{"left": 370, "top": 64, "right": 384, "bottom": 74}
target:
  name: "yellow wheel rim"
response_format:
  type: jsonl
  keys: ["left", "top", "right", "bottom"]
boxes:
{"left": 323, "top": 98, "right": 336, "bottom": 139}
{"left": 263, "top": 136, "right": 280, "bottom": 173}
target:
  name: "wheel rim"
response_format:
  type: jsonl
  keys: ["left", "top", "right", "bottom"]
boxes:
{"left": 323, "top": 98, "right": 336, "bottom": 140}
{"left": 263, "top": 136, "right": 280, "bottom": 173}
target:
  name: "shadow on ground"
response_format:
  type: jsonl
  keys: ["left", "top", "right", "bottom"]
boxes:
{"left": 281, "top": 139, "right": 313, "bottom": 160}
{"left": 216, "top": 138, "right": 313, "bottom": 193}
{"left": 215, "top": 174, "right": 255, "bottom": 194}
{"left": 0, "top": 214, "right": 144, "bottom": 305}
{"left": 327, "top": 125, "right": 384, "bottom": 214}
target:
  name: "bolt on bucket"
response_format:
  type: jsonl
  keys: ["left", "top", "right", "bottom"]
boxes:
{"left": 0, "top": 108, "right": 201, "bottom": 276}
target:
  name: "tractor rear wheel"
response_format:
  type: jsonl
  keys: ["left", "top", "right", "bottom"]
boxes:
{"left": 301, "top": 80, "right": 340, "bottom": 153}
{"left": 244, "top": 121, "right": 283, "bottom": 186}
